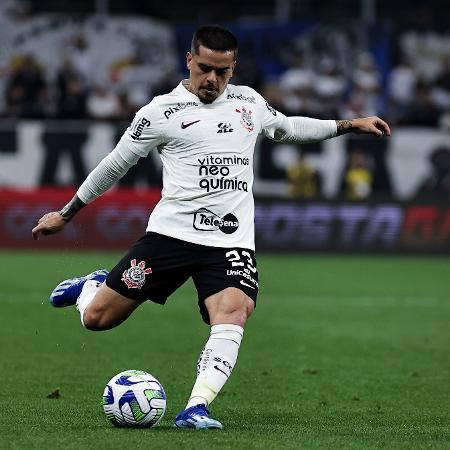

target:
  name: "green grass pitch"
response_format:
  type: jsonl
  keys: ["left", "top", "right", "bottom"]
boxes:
{"left": 0, "top": 250, "right": 449, "bottom": 449}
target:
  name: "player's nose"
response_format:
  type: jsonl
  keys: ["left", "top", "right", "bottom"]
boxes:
{"left": 206, "top": 70, "right": 218, "bottom": 84}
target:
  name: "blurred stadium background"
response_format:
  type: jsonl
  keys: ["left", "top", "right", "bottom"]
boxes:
{"left": 0, "top": 0, "right": 448, "bottom": 253}
{"left": 0, "top": 2, "right": 449, "bottom": 449}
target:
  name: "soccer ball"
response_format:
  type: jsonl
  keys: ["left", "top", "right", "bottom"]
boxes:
{"left": 102, "top": 369, "right": 166, "bottom": 428}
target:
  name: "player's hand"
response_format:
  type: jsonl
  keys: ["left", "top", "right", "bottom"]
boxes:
{"left": 32, "top": 211, "right": 67, "bottom": 240}
{"left": 351, "top": 116, "right": 391, "bottom": 137}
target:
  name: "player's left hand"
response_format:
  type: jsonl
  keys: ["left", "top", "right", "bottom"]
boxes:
{"left": 32, "top": 211, "right": 67, "bottom": 240}
{"left": 352, "top": 116, "right": 391, "bottom": 137}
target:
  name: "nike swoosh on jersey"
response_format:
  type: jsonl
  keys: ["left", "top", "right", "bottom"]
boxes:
{"left": 181, "top": 120, "right": 201, "bottom": 129}
{"left": 240, "top": 280, "right": 255, "bottom": 289}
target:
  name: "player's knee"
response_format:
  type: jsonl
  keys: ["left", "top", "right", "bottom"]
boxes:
{"left": 208, "top": 289, "right": 255, "bottom": 326}
{"left": 245, "top": 299, "right": 255, "bottom": 317}
{"left": 83, "top": 307, "right": 110, "bottom": 331}
{"left": 225, "top": 307, "right": 252, "bottom": 327}
{"left": 231, "top": 290, "right": 255, "bottom": 319}
{"left": 234, "top": 300, "right": 254, "bottom": 325}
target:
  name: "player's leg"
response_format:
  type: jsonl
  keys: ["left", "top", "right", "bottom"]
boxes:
{"left": 174, "top": 288, "right": 254, "bottom": 429}
{"left": 204, "top": 286, "right": 255, "bottom": 326}
{"left": 50, "top": 233, "right": 192, "bottom": 332}
{"left": 189, "top": 287, "right": 255, "bottom": 409}
{"left": 175, "top": 247, "right": 258, "bottom": 429}
{"left": 78, "top": 283, "right": 144, "bottom": 331}
{"left": 49, "top": 269, "right": 143, "bottom": 331}
{"left": 197, "top": 287, "right": 254, "bottom": 407}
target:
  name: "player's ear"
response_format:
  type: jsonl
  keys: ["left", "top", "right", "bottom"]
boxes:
{"left": 186, "top": 52, "right": 193, "bottom": 70}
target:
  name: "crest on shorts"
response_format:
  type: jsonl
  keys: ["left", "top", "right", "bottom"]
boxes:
{"left": 121, "top": 259, "right": 152, "bottom": 289}
{"left": 235, "top": 107, "right": 254, "bottom": 132}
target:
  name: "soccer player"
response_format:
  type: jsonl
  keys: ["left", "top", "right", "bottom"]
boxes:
{"left": 32, "top": 25, "right": 391, "bottom": 429}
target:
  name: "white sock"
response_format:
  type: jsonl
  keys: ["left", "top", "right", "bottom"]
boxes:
{"left": 76, "top": 280, "right": 100, "bottom": 327}
{"left": 186, "top": 324, "right": 244, "bottom": 409}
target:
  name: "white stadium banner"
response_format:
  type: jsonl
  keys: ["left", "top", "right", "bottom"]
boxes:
{"left": 0, "top": 120, "right": 448, "bottom": 200}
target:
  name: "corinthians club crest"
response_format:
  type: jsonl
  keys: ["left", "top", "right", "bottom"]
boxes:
{"left": 122, "top": 259, "right": 152, "bottom": 289}
{"left": 235, "top": 106, "right": 254, "bottom": 132}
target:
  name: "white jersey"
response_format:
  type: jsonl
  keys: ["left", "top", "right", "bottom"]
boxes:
{"left": 117, "top": 81, "right": 287, "bottom": 250}
{"left": 84, "top": 81, "right": 336, "bottom": 250}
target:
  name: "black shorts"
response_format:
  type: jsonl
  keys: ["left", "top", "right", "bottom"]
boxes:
{"left": 106, "top": 232, "right": 259, "bottom": 324}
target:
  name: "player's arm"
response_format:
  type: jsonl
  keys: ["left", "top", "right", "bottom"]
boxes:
{"left": 270, "top": 115, "right": 390, "bottom": 144}
{"left": 335, "top": 117, "right": 391, "bottom": 137}
{"left": 258, "top": 92, "right": 390, "bottom": 143}
{"left": 32, "top": 106, "right": 164, "bottom": 240}
{"left": 31, "top": 195, "right": 86, "bottom": 239}
{"left": 31, "top": 144, "right": 142, "bottom": 240}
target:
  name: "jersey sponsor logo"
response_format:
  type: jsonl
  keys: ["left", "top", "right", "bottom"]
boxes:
{"left": 198, "top": 154, "right": 249, "bottom": 193}
{"left": 226, "top": 268, "right": 259, "bottom": 288}
{"left": 193, "top": 208, "right": 239, "bottom": 234}
{"left": 198, "top": 155, "right": 249, "bottom": 166}
{"left": 227, "top": 269, "right": 259, "bottom": 288}
{"left": 235, "top": 107, "right": 254, "bottom": 132}
{"left": 199, "top": 176, "right": 248, "bottom": 193}
{"left": 129, "top": 117, "right": 151, "bottom": 140}
{"left": 217, "top": 122, "right": 234, "bottom": 133}
{"left": 227, "top": 92, "right": 256, "bottom": 104}
{"left": 121, "top": 259, "right": 152, "bottom": 289}
{"left": 265, "top": 101, "right": 277, "bottom": 116}
{"left": 225, "top": 249, "right": 259, "bottom": 288}
{"left": 181, "top": 119, "right": 200, "bottom": 129}
{"left": 164, "top": 102, "right": 199, "bottom": 119}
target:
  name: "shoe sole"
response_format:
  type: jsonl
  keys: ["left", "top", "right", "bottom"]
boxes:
{"left": 174, "top": 419, "right": 223, "bottom": 429}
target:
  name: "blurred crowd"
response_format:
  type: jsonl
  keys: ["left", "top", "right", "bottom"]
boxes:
{"left": 1, "top": 33, "right": 450, "bottom": 129}
{"left": 1, "top": 34, "right": 178, "bottom": 121}
{"left": 260, "top": 51, "right": 450, "bottom": 130}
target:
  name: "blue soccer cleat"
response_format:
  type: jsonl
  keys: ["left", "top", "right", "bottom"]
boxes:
{"left": 49, "top": 269, "right": 109, "bottom": 307}
{"left": 174, "top": 404, "right": 223, "bottom": 430}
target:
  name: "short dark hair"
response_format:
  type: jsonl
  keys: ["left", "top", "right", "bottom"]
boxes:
{"left": 191, "top": 25, "right": 238, "bottom": 59}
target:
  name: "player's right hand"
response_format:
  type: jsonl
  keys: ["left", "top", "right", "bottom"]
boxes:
{"left": 32, "top": 211, "right": 67, "bottom": 240}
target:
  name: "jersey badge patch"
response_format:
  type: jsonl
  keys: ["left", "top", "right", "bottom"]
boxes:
{"left": 121, "top": 259, "right": 152, "bottom": 289}
{"left": 235, "top": 107, "right": 254, "bottom": 132}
